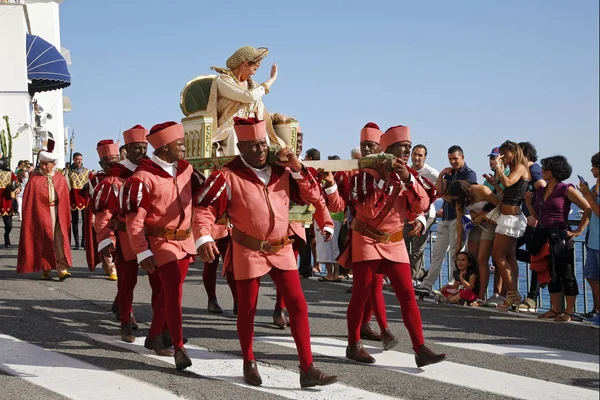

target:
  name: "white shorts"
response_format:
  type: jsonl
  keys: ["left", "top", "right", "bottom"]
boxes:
{"left": 495, "top": 213, "right": 527, "bottom": 239}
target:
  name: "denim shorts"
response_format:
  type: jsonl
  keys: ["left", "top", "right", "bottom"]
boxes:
{"left": 584, "top": 248, "right": 600, "bottom": 281}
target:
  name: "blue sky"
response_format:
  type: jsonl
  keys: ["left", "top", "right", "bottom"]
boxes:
{"left": 60, "top": 0, "right": 599, "bottom": 182}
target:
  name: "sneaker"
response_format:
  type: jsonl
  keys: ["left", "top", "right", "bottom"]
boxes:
{"left": 582, "top": 314, "right": 600, "bottom": 326}
{"left": 581, "top": 310, "right": 599, "bottom": 319}
{"left": 485, "top": 294, "right": 505, "bottom": 307}
{"left": 517, "top": 297, "right": 537, "bottom": 313}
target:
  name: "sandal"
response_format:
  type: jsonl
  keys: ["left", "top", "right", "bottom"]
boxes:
{"left": 538, "top": 310, "right": 560, "bottom": 319}
{"left": 554, "top": 312, "right": 573, "bottom": 322}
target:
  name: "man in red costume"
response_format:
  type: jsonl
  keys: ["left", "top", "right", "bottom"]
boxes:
{"left": 121, "top": 121, "right": 201, "bottom": 370}
{"left": 63, "top": 152, "right": 89, "bottom": 250}
{"left": 85, "top": 140, "right": 120, "bottom": 279}
{"left": 194, "top": 117, "right": 337, "bottom": 388}
{"left": 341, "top": 125, "right": 446, "bottom": 367}
{"left": 92, "top": 127, "right": 149, "bottom": 342}
{"left": 0, "top": 162, "right": 19, "bottom": 248}
{"left": 17, "top": 140, "right": 72, "bottom": 281}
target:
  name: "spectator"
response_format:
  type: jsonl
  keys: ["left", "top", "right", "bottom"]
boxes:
{"left": 516, "top": 142, "right": 547, "bottom": 312}
{"left": 490, "top": 141, "right": 530, "bottom": 312}
{"left": 119, "top": 145, "right": 127, "bottom": 161}
{"left": 526, "top": 155, "right": 591, "bottom": 321}
{"left": 579, "top": 152, "right": 600, "bottom": 325}
{"left": 436, "top": 251, "right": 479, "bottom": 305}
{"left": 405, "top": 144, "right": 439, "bottom": 281}
{"left": 446, "top": 180, "right": 499, "bottom": 304}
{"left": 299, "top": 147, "right": 320, "bottom": 275}
{"left": 350, "top": 147, "right": 362, "bottom": 160}
{"left": 415, "top": 145, "right": 477, "bottom": 295}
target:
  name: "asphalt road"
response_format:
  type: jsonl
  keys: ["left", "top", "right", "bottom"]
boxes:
{"left": 0, "top": 219, "right": 598, "bottom": 400}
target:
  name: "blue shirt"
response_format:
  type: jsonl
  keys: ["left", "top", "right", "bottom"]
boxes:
{"left": 522, "top": 163, "right": 544, "bottom": 217}
{"left": 442, "top": 163, "right": 477, "bottom": 221}
{"left": 588, "top": 184, "right": 599, "bottom": 250}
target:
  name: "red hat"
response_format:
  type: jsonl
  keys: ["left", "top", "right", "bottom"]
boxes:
{"left": 360, "top": 122, "right": 382, "bottom": 144}
{"left": 147, "top": 121, "right": 184, "bottom": 149}
{"left": 233, "top": 117, "right": 266, "bottom": 142}
{"left": 123, "top": 124, "right": 148, "bottom": 144}
{"left": 96, "top": 139, "right": 119, "bottom": 159}
{"left": 381, "top": 125, "right": 410, "bottom": 151}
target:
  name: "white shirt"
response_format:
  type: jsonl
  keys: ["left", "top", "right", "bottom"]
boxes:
{"left": 120, "top": 158, "right": 138, "bottom": 172}
{"left": 413, "top": 163, "right": 440, "bottom": 219}
{"left": 152, "top": 154, "right": 177, "bottom": 177}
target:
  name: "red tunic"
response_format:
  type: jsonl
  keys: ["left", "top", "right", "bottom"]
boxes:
{"left": 84, "top": 171, "right": 107, "bottom": 270}
{"left": 17, "top": 172, "right": 72, "bottom": 273}
{"left": 0, "top": 171, "right": 17, "bottom": 216}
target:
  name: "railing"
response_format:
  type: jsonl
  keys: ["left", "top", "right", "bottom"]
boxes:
{"left": 424, "top": 219, "right": 594, "bottom": 314}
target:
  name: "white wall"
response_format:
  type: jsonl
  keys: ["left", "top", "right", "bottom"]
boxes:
{"left": 0, "top": 4, "right": 34, "bottom": 168}
{"left": 27, "top": 1, "right": 66, "bottom": 168}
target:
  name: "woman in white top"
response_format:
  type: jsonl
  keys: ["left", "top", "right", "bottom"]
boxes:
{"left": 207, "top": 46, "right": 283, "bottom": 156}
{"left": 447, "top": 180, "right": 500, "bottom": 303}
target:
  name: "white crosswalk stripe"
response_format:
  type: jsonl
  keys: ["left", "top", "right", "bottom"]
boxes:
{"left": 256, "top": 336, "right": 599, "bottom": 400}
{"left": 87, "top": 333, "right": 400, "bottom": 400}
{"left": 435, "top": 341, "right": 600, "bottom": 373}
{"left": 0, "top": 334, "right": 185, "bottom": 400}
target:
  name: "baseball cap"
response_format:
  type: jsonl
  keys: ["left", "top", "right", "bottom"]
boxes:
{"left": 488, "top": 147, "right": 500, "bottom": 157}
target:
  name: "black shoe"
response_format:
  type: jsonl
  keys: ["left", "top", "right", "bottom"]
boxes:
{"left": 243, "top": 360, "right": 262, "bottom": 386}
{"left": 207, "top": 298, "right": 223, "bottom": 314}
{"left": 4, "top": 234, "right": 10, "bottom": 248}
{"left": 74, "top": 242, "right": 80, "bottom": 250}
{"left": 233, "top": 302, "right": 238, "bottom": 316}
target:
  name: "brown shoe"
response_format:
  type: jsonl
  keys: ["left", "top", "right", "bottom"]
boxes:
{"left": 360, "top": 323, "right": 382, "bottom": 341}
{"left": 162, "top": 331, "right": 189, "bottom": 348}
{"left": 346, "top": 341, "right": 376, "bottom": 363}
{"left": 144, "top": 336, "right": 172, "bottom": 357}
{"left": 129, "top": 312, "right": 139, "bottom": 330}
{"left": 414, "top": 344, "right": 447, "bottom": 368}
{"left": 243, "top": 360, "right": 262, "bottom": 386}
{"left": 120, "top": 324, "right": 135, "bottom": 343}
{"left": 207, "top": 298, "right": 224, "bottom": 314}
{"left": 381, "top": 328, "right": 398, "bottom": 350}
{"left": 299, "top": 363, "right": 338, "bottom": 388}
{"left": 174, "top": 347, "right": 192, "bottom": 370}
{"left": 273, "top": 308, "right": 287, "bottom": 329}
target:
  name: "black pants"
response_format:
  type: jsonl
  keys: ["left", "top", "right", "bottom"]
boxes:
{"left": 3, "top": 215, "right": 12, "bottom": 245}
{"left": 71, "top": 209, "right": 83, "bottom": 245}
{"left": 298, "top": 227, "right": 313, "bottom": 278}
{"left": 548, "top": 250, "right": 579, "bottom": 296}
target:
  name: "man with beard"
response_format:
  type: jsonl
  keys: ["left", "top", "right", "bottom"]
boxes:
{"left": 84, "top": 141, "right": 120, "bottom": 279}
{"left": 92, "top": 126, "right": 149, "bottom": 342}
{"left": 343, "top": 125, "right": 446, "bottom": 366}
{"left": 121, "top": 121, "right": 200, "bottom": 370}
{"left": 404, "top": 145, "right": 439, "bottom": 281}
{"left": 63, "top": 152, "right": 89, "bottom": 250}
{"left": 18, "top": 140, "right": 72, "bottom": 280}
{"left": 194, "top": 117, "right": 337, "bottom": 388}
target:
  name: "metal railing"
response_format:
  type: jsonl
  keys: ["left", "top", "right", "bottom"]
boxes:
{"left": 425, "top": 219, "right": 594, "bottom": 314}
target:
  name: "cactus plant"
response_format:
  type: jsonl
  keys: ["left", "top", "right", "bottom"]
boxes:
{"left": 0, "top": 116, "right": 18, "bottom": 166}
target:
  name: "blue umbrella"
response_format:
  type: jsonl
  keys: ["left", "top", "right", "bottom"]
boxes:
{"left": 26, "top": 33, "right": 71, "bottom": 95}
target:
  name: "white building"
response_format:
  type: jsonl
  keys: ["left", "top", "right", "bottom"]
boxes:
{"left": 0, "top": 0, "right": 71, "bottom": 170}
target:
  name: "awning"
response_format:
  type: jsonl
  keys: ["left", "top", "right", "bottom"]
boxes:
{"left": 26, "top": 33, "right": 71, "bottom": 95}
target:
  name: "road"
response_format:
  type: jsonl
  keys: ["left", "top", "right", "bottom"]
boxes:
{"left": 0, "top": 220, "right": 598, "bottom": 400}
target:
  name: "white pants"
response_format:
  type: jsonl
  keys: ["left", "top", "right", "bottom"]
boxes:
{"left": 422, "top": 219, "right": 464, "bottom": 289}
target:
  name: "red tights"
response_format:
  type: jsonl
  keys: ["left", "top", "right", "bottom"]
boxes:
{"left": 236, "top": 268, "right": 313, "bottom": 371}
{"left": 116, "top": 253, "right": 139, "bottom": 326}
{"left": 361, "top": 273, "right": 388, "bottom": 329}
{"left": 202, "top": 237, "right": 234, "bottom": 301}
{"left": 271, "top": 247, "right": 302, "bottom": 311}
{"left": 348, "top": 260, "right": 424, "bottom": 349}
{"left": 148, "top": 258, "right": 190, "bottom": 352}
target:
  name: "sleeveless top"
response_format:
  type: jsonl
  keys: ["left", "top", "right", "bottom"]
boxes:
{"left": 535, "top": 182, "right": 572, "bottom": 229}
{"left": 503, "top": 178, "right": 529, "bottom": 206}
